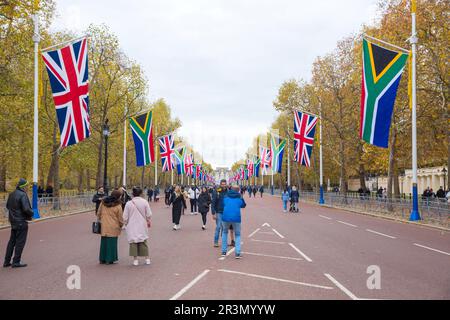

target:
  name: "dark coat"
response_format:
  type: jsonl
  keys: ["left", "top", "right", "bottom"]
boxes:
{"left": 290, "top": 190, "right": 300, "bottom": 202}
{"left": 6, "top": 187, "right": 33, "bottom": 226}
{"left": 197, "top": 192, "right": 211, "bottom": 214}
{"left": 211, "top": 187, "right": 228, "bottom": 214}
{"left": 92, "top": 192, "right": 105, "bottom": 213}
{"left": 170, "top": 193, "right": 187, "bottom": 214}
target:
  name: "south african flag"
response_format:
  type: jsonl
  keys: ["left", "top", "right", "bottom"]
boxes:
{"left": 360, "top": 38, "right": 408, "bottom": 148}
{"left": 130, "top": 111, "right": 155, "bottom": 166}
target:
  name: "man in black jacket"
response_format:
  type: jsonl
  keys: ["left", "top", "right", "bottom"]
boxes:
{"left": 4, "top": 178, "right": 33, "bottom": 268}
{"left": 92, "top": 186, "right": 105, "bottom": 214}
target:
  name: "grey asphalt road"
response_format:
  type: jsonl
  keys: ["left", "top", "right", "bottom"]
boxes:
{"left": 0, "top": 194, "right": 449, "bottom": 299}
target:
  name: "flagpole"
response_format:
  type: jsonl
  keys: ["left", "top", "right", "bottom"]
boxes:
{"left": 319, "top": 102, "right": 325, "bottom": 204}
{"left": 154, "top": 131, "right": 158, "bottom": 187}
{"left": 32, "top": 13, "right": 40, "bottom": 219}
{"left": 271, "top": 169, "right": 274, "bottom": 195}
{"left": 123, "top": 104, "right": 127, "bottom": 188}
{"left": 287, "top": 137, "right": 290, "bottom": 187}
{"left": 171, "top": 167, "right": 174, "bottom": 185}
{"left": 409, "top": 0, "right": 420, "bottom": 221}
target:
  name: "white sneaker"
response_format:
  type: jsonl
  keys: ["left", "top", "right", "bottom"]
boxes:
{"left": 202, "top": 225, "right": 206, "bottom": 230}
{"left": 145, "top": 259, "right": 151, "bottom": 265}
{"left": 133, "top": 260, "right": 139, "bottom": 266}
{"left": 173, "top": 224, "right": 177, "bottom": 230}
{"left": 177, "top": 225, "right": 181, "bottom": 230}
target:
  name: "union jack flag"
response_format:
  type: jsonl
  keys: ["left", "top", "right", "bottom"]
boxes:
{"left": 259, "top": 146, "right": 272, "bottom": 174}
{"left": 294, "top": 110, "right": 318, "bottom": 167}
{"left": 42, "top": 37, "right": 90, "bottom": 147}
{"left": 157, "top": 134, "right": 175, "bottom": 172}
{"left": 184, "top": 153, "right": 194, "bottom": 176}
{"left": 247, "top": 159, "right": 254, "bottom": 177}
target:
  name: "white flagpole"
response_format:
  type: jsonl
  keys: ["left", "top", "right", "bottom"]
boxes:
{"left": 123, "top": 104, "right": 127, "bottom": 188}
{"left": 409, "top": 0, "right": 420, "bottom": 220}
{"left": 32, "top": 13, "right": 40, "bottom": 219}
{"left": 171, "top": 168, "right": 174, "bottom": 185}
{"left": 287, "top": 137, "right": 290, "bottom": 187}
{"left": 319, "top": 102, "right": 324, "bottom": 204}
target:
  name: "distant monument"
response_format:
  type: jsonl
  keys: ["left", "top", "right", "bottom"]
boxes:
{"left": 213, "top": 167, "right": 231, "bottom": 183}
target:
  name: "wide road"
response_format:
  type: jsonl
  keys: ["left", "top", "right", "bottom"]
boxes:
{"left": 0, "top": 194, "right": 449, "bottom": 299}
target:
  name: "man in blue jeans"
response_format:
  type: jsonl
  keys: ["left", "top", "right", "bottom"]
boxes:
{"left": 211, "top": 179, "right": 228, "bottom": 247}
{"left": 221, "top": 184, "right": 246, "bottom": 259}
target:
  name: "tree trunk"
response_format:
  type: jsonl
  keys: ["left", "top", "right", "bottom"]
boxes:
{"left": 339, "top": 139, "right": 347, "bottom": 196}
{"left": 387, "top": 123, "right": 397, "bottom": 211}
{"left": 53, "top": 147, "right": 60, "bottom": 210}
{"left": 86, "top": 169, "right": 91, "bottom": 191}
{"left": 77, "top": 170, "right": 83, "bottom": 194}
{"left": 0, "top": 162, "right": 6, "bottom": 192}
{"left": 141, "top": 166, "right": 145, "bottom": 187}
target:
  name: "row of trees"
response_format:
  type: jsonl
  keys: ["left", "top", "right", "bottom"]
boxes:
{"left": 233, "top": 0, "right": 448, "bottom": 197}
{"left": 0, "top": 1, "right": 211, "bottom": 197}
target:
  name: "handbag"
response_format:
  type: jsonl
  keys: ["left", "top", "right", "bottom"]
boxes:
{"left": 131, "top": 200, "right": 151, "bottom": 228}
{"left": 92, "top": 220, "right": 101, "bottom": 234}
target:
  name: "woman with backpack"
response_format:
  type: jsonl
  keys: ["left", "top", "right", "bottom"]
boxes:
{"left": 123, "top": 187, "right": 152, "bottom": 266}
{"left": 281, "top": 189, "right": 290, "bottom": 213}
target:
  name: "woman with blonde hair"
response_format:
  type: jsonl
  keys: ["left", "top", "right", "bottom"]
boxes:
{"left": 123, "top": 186, "right": 152, "bottom": 266}
{"left": 170, "top": 185, "right": 186, "bottom": 230}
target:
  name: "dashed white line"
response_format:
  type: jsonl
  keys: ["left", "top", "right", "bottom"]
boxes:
{"left": 251, "top": 239, "right": 286, "bottom": 244}
{"left": 248, "top": 228, "right": 260, "bottom": 238}
{"left": 337, "top": 220, "right": 358, "bottom": 228}
{"left": 413, "top": 243, "right": 450, "bottom": 256}
{"left": 366, "top": 229, "right": 397, "bottom": 239}
{"left": 324, "top": 273, "right": 359, "bottom": 300}
{"left": 288, "top": 243, "right": 313, "bottom": 262}
{"left": 170, "top": 269, "right": 210, "bottom": 300}
{"left": 218, "top": 269, "right": 334, "bottom": 290}
{"left": 319, "top": 215, "right": 332, "bottom": 220}
{"left": 271, "top": 228, "right": 285, "bottom": 239}
{"left": 241, "top": 251, "right": 302, "bottom": 261}
{"left": 262, "top": 222, "right": 271, "bottom": 227}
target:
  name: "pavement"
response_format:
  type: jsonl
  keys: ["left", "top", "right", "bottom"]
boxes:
{"left": 0, "top": 194, "right": 449, "bottom": 300}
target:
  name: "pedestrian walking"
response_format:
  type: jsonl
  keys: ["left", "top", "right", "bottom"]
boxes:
{"left": 92, "top": 186, "right": 106, "bottom": 214}
{"left": 147, "top": 187, "right": 153, "bottom": 202}
{"left": 259, "top": 185, "right": 264, "bottom": 197}
{"left": 170, "top": 185, "right": 186, "bottom": 230}
{"left": 189, "top": 185, "right": 199, "bottom": 214}
{"left": 3, "top": 178, "right": 33, "bottom": 268}
{"left": 154, "top": 186, "right": 159, "bottom": 202}
{"left": 281, "top": 189, "right": 289, "bottom": 213}
{"left": 123, "top": 187, "right": 152, "bottom": 266}
{"left": 290, "top": 186, "right": 300, "bottom": 213}
{"left": 221, "top": 184, "right": 246, "bottom": 258}
{"left": 120, "top": 186, "right": 131, "bottom": 211}
{"left": 96, "top": 189, "right": 124, "bottom": 265}
{"left": 248, "top": 186, "right": 252, "bottom": 198}
{"left": 212, "top": 179, "right": 228, "bottom": 247}
{"left": 252, "top": 186, "right": 257, "bottom": 197}
{"left": 197, "top": 186, "right": 211, "bottom": 230}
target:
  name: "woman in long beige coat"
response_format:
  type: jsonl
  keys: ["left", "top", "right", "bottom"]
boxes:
{"left": 96, "top": 189, "right": 124, "bottom": 264}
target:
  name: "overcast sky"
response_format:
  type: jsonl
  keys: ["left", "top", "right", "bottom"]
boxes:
{"left": 51, "top": 0, "right": 379, "bottom": 169}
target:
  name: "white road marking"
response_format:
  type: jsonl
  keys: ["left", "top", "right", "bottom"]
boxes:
{"left": 366, "top": 229, "right": 397, "bottom": 239}
{"left": 248, "top": 228, "right": 260, "bottom": 238}
{"left": 170, "top": 269, "right": 210, "bottom": 300}
{"left": 324, "top": 273, "right": 359, "bottom": 300}
{"left": 319, "top": 215, "right": 332, "bottom": 220}
{"left": 271, "top": 228, "right": 285, "bottom": 239}
{"left": 218, "top": 269, "right": 333, "bottom": 290}
{"left": 241, "top": 251, "right": 302, "bottom": 261}
{"left": 219, "top": 242, "right": 244, "bottom": 260}
{"left": 337, "top": 220, "right": 358, "bottom": 228}
{"left": 262, "top": 222, "right": 271, "bottom": 227}
{"left": 413, "top": 243, "right": 450, "bottom": 256}
{"left": 288, "top": 243, "right": 313, "bottom": 262}
{"left": 251, "top": 239, "right": 286, "bottom": 244}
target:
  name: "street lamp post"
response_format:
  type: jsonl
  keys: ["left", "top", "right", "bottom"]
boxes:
{"left": 103, "top": 119, "right": 110, "bottom": 195}
{"left": 442, "top": 167, "right": 447, "bottom": 191}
